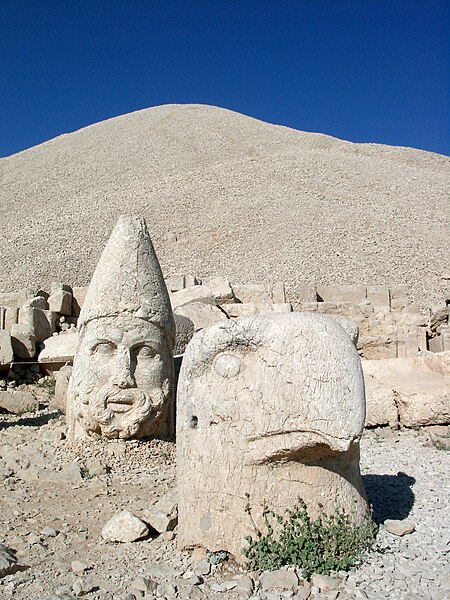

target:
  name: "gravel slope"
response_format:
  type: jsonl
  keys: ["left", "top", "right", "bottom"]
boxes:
{"left": 0, "top": 104, "right": 449, "bottom": 306}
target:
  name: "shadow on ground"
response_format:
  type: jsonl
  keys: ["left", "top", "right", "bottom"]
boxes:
{"left": 0, "top": 411, "right": 61, "bottom": 430}
{"left": 363, "top": 472, "right": 415, "bottom": 523}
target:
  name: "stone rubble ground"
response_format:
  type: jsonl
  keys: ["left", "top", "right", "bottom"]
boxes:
{"left": 0, "top": 405, "right": 449, "bottom": 600}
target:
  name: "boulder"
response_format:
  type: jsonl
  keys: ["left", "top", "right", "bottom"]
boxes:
{"left": 177, "top": 313, "right": 369, "bottom": 561}
{"left": 0, "top": 391, "right": 39, "bottom": 414}
{"left": 101, "top": 510, "right": 149, "bottom": 542}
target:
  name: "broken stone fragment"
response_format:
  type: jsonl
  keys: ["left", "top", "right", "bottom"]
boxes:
{"left": 142, "top": 488, "right": 178, "bottom": 533}
{"left": 101, "top": 510, "right": 149, "bottom": 542}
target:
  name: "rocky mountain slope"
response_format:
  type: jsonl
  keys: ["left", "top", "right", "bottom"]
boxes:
{"left": 1, "top": 104, "right": 448, "bottom": 306}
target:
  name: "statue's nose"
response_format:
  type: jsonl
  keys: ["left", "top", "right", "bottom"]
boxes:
{"left": 111, "top": 347, "right": 135, "bottom": 388}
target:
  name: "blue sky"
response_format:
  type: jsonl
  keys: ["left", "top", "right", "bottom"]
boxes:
{"left": 1, "top": 0, "right": 449, "bottom": 158}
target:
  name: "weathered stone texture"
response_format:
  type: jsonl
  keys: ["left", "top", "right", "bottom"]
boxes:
{"left": 177, "top": 313, "right": 368, "bottom": 561}
{"left": 67, "top": 216, "right": 175, "bottom": 441}
{"left": 364, "top": 352, "right": 450, "bottom": 427}
{"left": 0, "top": 331, "right": 14, "bottom": 370}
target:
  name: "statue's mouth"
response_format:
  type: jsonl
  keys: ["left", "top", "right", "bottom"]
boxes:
{"left": 106, "top": 395, "right": 135, "bottom": 413}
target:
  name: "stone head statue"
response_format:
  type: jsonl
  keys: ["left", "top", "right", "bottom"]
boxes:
{"left": 177, "top": 312, "right": 369, "bottom": 560}
{"left": 67, "top": 216, "right": 175, "bottom": 441}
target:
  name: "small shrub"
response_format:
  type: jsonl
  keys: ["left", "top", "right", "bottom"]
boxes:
{"left": 243, "top": 496, "right": 377, "bottom": 578}
{"left": 79, "top": 464, "right": 94, "bottom": 480}
{"left": 37, "top": 376, "right": 56, "bottom": 395}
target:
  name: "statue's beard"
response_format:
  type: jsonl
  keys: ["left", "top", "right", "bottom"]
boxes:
{"left": 80, "top": 385, "right": 169, "bottom": 439}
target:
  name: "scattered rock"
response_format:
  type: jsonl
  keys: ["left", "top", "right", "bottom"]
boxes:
{"left": 101, "top": 510, "right": 149, "bottom": 543}
{"left": 0, "top": 390, "right": 39, "bottom": 414}
{"left": 310, "top": 574, "right": 340, "bottom": 591}
{"left": 0, "top": 545, "right": 18, "bottom": 578}
{"left": 260, "top": 569, "right": 299, "bottom": 591}
{"left": 142, "top": 488, "right": 178, "bottom": 533}
{"left": 384, "top": 519, "right": 416, "bottom": 536}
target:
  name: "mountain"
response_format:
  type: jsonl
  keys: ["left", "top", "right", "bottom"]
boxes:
{"left": 1, "top": 104, "right": 448, "bottom": 306}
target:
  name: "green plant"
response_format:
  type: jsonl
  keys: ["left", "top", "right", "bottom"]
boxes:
{"left": 37, "top": 376, "right": 56, "bottom": 395}
{"left": 243, "top": 496, "right": 377, "bottom": 578}
{"left": 79, "top": 464, "right": 94, "bottom": 480}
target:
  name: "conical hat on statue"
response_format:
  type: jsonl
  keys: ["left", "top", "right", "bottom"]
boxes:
{"left": 78, "top": 215, "right": 175, "bottom": 346}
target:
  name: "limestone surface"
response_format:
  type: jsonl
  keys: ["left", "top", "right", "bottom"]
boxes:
{"left": 177, "top": 312, "right": 369, "bottom": 560}
{"left": 67, "top": 216, "right": 175, "bottom": 441}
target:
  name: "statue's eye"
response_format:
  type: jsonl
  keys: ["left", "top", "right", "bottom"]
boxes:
{"left": 92, "top": 342, "right": 116, "bottom": 355}
{"left": 136, "top": 345, "right": 156, "bottom": 358}
{"left": 212, "top": 353, "right": 241, "bottom": 378}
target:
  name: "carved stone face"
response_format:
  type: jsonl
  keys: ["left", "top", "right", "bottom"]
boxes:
{"left": 71, "top": 315, "right": 173, "bottom": 439}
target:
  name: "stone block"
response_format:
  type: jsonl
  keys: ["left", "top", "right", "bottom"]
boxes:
{"left": 0, "top": 330, "right": 14, "bottom": 370}
{"left": 300, "top": 302, "right": 318, "bottom": 312}
{"left": 364, "top": 352, "right": 450, "bottom": 427}
{"left": 268, "top": 282, "right": 286, "bottom": 303}
{"left": 390, "top": 285, "right": 410, "bottom": 310}
{"left": 204, "top": 276, "right": 236, "bottom": 304}
{"left": 357, "top": 336, "right": 397, "bottom": 360}
{"left": 367, "top": 285, "right": 390, "bottom": 307}
{"left": 0, "top": 288, "right": 35, "bottom": 309}
{"left": 4, "top": 307, "right": 19, "bottom": 331}
{"left": 362, "top": 361, "right": 398, "bottom": 427}
{"left": 316, "top": 285, "right": 366, "bottom": 304}
{"left": 175, "top": 302, "right": 228, "bottom": 333}
{"left": 177, "top": 313, "right": 369, "bottom": 561}
{"left": 233, "top": 284, "right": 272, "bottom": 304}
{"left": 222, "top": 302, "right": 292, "bottom": 318}
{"left": 170, "top": 285, "right": 217, "bottom": 311}
{"left": 165, "top": 273, "right": 201, "bottom": 293}
{"left": 72, "top": 286, "right": 88, "bottom": 318}
{"left": 38, "top": 331, "right": 78, "bottom": 370}
{"left": 48, "top": 286, "right": 73, "bottom": 316}
{"left": 11, "top": 323, "right": 36, "bottom": 359}
{"left": 19, "top": 303, "right": 58, "bottom": 343}
{"left": 294, "top": 281, "right": 317, "bottom": 304}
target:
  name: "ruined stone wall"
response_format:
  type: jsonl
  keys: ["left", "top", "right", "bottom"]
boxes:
{"left": 0, "top": 276, "right": 449, "bottom": 371}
